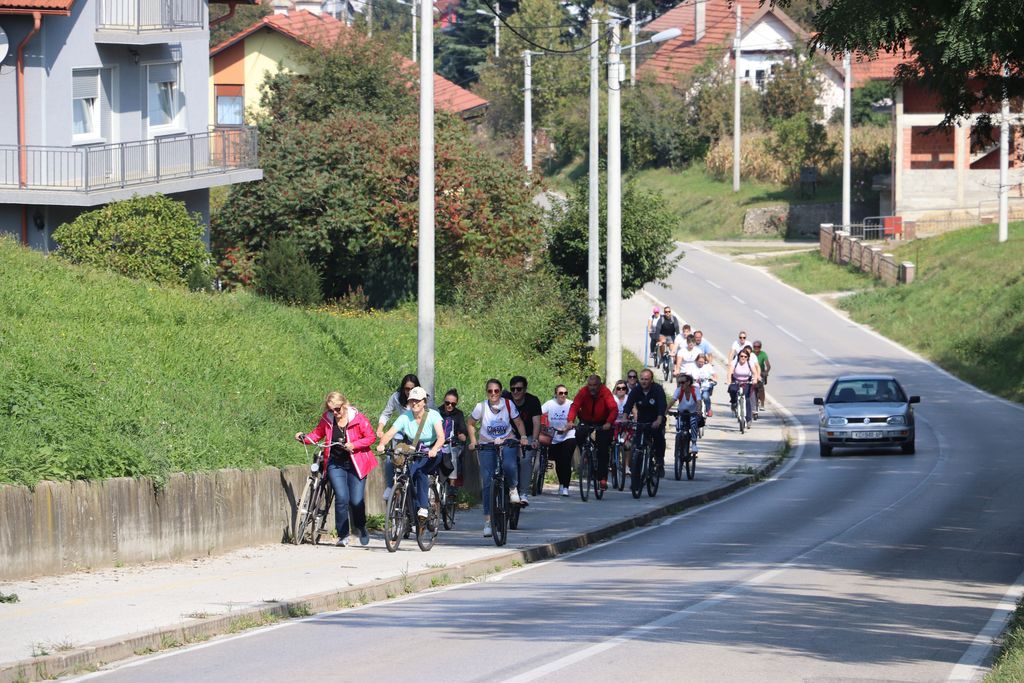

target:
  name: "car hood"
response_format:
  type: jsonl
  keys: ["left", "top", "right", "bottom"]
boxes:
{"left": 824, "top": 402, "right": 909, "bottom": 417}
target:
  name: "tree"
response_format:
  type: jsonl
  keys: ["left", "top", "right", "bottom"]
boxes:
{"left": 773, "top": 0, "right": 1024, "bottom": 126}
{"left": 436, "top": 0, "right": 520, "bottom": 87}
{"left": 766, "top": 112, "right": 837, "bottom": 184}
{"left": 547, "top": 172, "right": 682, "bottom": 300}
{"left": 760, "top": 51, "right": 822, "bottom": 123}
{"left": 254, "top": 236, "right": 323, "bottom": 306}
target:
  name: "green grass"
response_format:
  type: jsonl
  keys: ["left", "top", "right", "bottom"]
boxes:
{"left": 761, "top": 251, "right": 879, "bottom": 294}
{"left": 989, "top": 596, "right": 1024, "bottom": 681}
{"left": 838, "top": 222, "right": 1024, "bottom": 403}
{"left": 0, "top": 237, "right": 580, "bottom": 487}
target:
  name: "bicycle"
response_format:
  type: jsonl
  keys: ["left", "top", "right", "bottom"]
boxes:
{"left": 669, "top": 409, "right": 697, "bottom": 481}
{"left": 574, "top": 425, "right": 605, "bottom": 501}
{"left": 382, "top": 447, "right": 440, "bottom": 552}
{"left": 697, "top": 380, "right": 716, "bottom": 439}
{"left": 529, "top": 442, "right": 549, "bottom": 497}
{"left": 477, "top": 438, "right": 517, "bottom": 547}
{"left": 611, "top": 422, "right": 631, "bottom": 491}
{"left": 629, "top": 422, "right": 661, "bottom": 499}
{"left": 437, "top": 441, "right": 463, "bottom": 531}
{"left": 733, "top": 381, "right": 750, "bottom": 434}
{"left": 292, "top": 440, "right": 340, "bottom": 546}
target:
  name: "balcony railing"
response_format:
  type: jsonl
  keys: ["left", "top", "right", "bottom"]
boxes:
{"left": 0, "top": 128, "right": 259, "bottom": 193}
{"left": 96, "top": 0, "right": 204, "bottom": 32}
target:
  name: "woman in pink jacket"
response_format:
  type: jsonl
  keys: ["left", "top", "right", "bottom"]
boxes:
{"left": 295, "top": 392, "right": 378, "bottom": 547}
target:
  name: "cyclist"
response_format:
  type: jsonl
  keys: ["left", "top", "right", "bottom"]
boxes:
{"left": 694, "top": 353, "right": 717, "bottom": 417}
{"left": 439, "top": 389, "right": 468, "bottom": 486}
{"left": 645, "top": 308, "right": 661, "bottom": 364}
{"left": 567, "top": 375, "right": 618, "bottom": 491}
{"left": 667, "top": 374, "right": 702, "bottom": 458}
{"left": 625, "top": 369, "right": 639, "bottom": 393}
{"left": 504, "top": 375, "right": 542, "bottom": 507}
{"left": 611, "top": 379, "right": 633, "bottom": 483}
{"left": 377, "top": 374, "right": 425, "bottom": 502}
{"left": 296, "top": 391, "right": 378, "bottom": 547}
{"left": 612, "top": 379, "right": 630, "bottom": 416}
{"left": 674, "top": 334, "right": 700, "bottom": 378}
{"left": 654, "top": 306, "right": 683, "bottom": 361}
{"left": 541, "top": 385, "right": 576, "bottom": 496}
{"left": 727, "top": 347, "right": 761, "bottom": 428}
{"left": 622, "top": 369, "right": 668, "bottom": 477}
{"left": 693, "top": 329, "right": 712, "bottom": 361}
{"left": 752, "top": 340, "right": 771, "bottom": 412}
{"left": 467, "top": 379, "right": 529, "bottom": 537}
{"left": 375, "top": 387, "right": 445, "bottom": 526}
{"left": 727, "top": 331, "right": 750, "bottom": 364}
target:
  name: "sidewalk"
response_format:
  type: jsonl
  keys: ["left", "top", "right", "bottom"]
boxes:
{"left": 0, "top": 294, "right": 793, "bottom": 683}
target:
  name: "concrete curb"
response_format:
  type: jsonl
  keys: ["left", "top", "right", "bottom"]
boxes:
{"left": 0, "top": 417, "right": 793, "bottom": 683}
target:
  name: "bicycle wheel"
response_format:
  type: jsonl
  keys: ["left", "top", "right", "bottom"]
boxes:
{"left": 441, "top": 480, "right": 456, "bottom": 531}
{"left": 531, "top": 449, "right": 547, "bottom": 497}
{"left": 509, "top": 495, "right": 521, "bottom": 530}
{"left": 578, "top": 444, "right": 591, "bottom": 502}
{"left": 662, "top": 354, "right": 671, "bottom": 382}
{"left": 631, "top": 445, "right": 646, "bottom": 499}
{"left": 609, "top": 443, "right": 619, "bottom": 491}
{"left": 491, "top": 478, "right": 508, "bottom": 547}
{"left": 647, "top": 451, "right": 660, "bottom": 497}
{"left": 417, "top": 484, "right": 438, "bottom": 551}
{"left": 384, "top": 484, "right": 407, "bottom": 553}
{"left": 293, "top": 474, "right": 318, "bottom": 545}
{"left": 593, "top": 452, "right": 604, "bottom": 500}
{"left": 685, "top": 450, "right": 697, "bottom": 480}
{"left": 312, "top": 484, "right": 333, "bottom": 545}
{"left": 737, "top": 392, "right": 746, "bottom": 434}
{"left": 616, "top": 442, "right": 627, "bottom": 491}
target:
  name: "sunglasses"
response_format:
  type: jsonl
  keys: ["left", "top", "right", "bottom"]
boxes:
{"left": 511, "top": 386, "right": 525, "bottom": 393}
{"left": 614, "top": 386, "right": 627, "bottom": 391}
{"left": 627, "top": 375, "right": 637, "bottom": 379}
{"left": 330, "top": 406, "right": 344, "bottom": 413}
{"left": 443, "top": 400, "right": 457, "bottom": 407}
{"left": 486, "top": 388, "right": 501, "bottom": 395}
{"left": 739, "top": 336, "right": 747, "bottom": 340}
{"left": 556, "top": 391, "right": 568, "bottom": 396}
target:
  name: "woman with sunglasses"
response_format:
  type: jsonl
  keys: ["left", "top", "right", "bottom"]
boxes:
{"left": 440, "top": 389, "right": 468, "bottom": 484}
{"left": 727, "top": 347, "right": 761, "bottom": 428}
{"left": 296, "top": 392, "right": 378, "bottom": 547}
{"left": 541, "top": 385, "right": 576, "bottom": 496}
{"left": 377, "top": 387, "right": 445, "bottom": 525}
{"left": 377, "top": 374, "right": 424, "bottom": 502}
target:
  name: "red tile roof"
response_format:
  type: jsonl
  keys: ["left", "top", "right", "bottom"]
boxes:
{"left": 849, "top": 49, "right": 913, "bottom": 87}
{"left": 0, "top": 0, "right": 73, "bottom": 13}
{"left": 210, "top": 10, "right": 488, "bottom": 115}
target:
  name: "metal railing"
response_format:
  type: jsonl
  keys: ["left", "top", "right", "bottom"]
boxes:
{"left": 96, "top": 0, "right": 204, "bottom": 32}
{"left": 0, "top": 128, "right": 258, "bottom": 192}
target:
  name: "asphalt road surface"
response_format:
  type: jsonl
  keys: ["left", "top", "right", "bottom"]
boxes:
{"left": 77, "top": 243, "right": 1024, "bottom": 683}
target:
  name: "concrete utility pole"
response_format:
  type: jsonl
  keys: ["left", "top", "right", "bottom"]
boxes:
{"left": 417, "top": 0, "right": 435, "bottom": 399}
{"left": 493, "top": 13, "right": 500, "bottom": 57}
{"left": 999, "top": 63, "right": 1010, "bottom": 243}
{"left": 842, "top": 51, "right": 852, "bottom": 227}
{"left": 524, "top": 49, "right": 533, "bottom": 172}
{"left": 732, "top": 4, "right": 741, "bottom": 192}
{"left": 606, "top": 20, "right": 623, "bottom": 384}
{"left": 629, "top": 3, "right": 636, "bottom": 87}
{"left": 367, "top": 0, "right": 372, "bottom": 37}
{"left": 411, "top": 0, "right": 417, "bottom": 62}
{"left": 588, "top": 17, "right": 600, "bottom": 345}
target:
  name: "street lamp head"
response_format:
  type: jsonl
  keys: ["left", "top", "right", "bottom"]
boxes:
{"left": 474, "top": 8, "right": 492, "bottom": 15}
{"left": 650, "top": 27, "right": 681, "bottom": 44}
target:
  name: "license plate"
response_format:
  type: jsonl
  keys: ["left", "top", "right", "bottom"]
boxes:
{"left": 852, "top": 431, "right": 883, "bottom": 439}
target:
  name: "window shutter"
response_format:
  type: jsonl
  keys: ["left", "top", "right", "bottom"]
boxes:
{"left": 73, "top": 69, "right": 99, "bottom": 99}
{"left": 148, "top": 63, "right": 178, "bottom": 84}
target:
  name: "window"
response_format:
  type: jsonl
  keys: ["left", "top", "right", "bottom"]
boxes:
{"left": 73, "top": 69, "right": 100, "bottom": 137}
{"left": 215, "top": 84, "right": 244, "bottom": 126}
{"left": 147, "top": 62, "right": 181, "bottom": 128}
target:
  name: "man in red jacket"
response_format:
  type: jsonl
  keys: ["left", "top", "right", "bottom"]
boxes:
{"left": 567, "top": 374, "right": 618, "bottom": 490}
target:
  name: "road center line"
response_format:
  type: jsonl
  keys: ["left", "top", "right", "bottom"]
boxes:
{"left": 681, "top": 266, "right": 694, "bottom": 274}
{"left": 731, "top": 295, "right": 745, "bottom": 305}
{"left": 705, "top": 279, "right": 722, "bottom": 289}
{"left": 755, "top": 309, "right": 768, "bottom": 319}
{"left": 776, "top": 325, "right": 803, "bottom": 342}
{"left": 811, "top": 348, "right": 836, "bottom": 365}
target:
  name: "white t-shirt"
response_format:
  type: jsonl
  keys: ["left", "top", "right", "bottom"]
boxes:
{"left": 695, "top": 364, "right": 716, "bottom": 390}
{"left": 471, "top": 399, "right": 520, "bottom": 444}
{"left": 731, "top": 339, "right": 749, "bottom": 357}
{"left": 673, "top": 385, "right": 701, "bottom": 413}
{"left": 541, "top": 398, "right": 575, "bottom": 444}
{"left": 675, "top": 346, "right": 700, "bottom": 376}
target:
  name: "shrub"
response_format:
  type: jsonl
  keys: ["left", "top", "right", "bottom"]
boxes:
{"left": 254, "top": 237, "right": 323, "bottom": 306}
{"left": 767, "top": 113, "right": 837, "bottom": 184}
{"left": 52, "top": 194, "right": 208, "bottom": 287}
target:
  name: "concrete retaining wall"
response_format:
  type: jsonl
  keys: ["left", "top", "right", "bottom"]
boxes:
{"left": 743, "top": 201, "right": 874, "bottom": 238}
{"left": 0, "top": 454, "right": 483, "bottom": 580}
{"left": 817, "top": 224, "right": 914, "bottom": 285}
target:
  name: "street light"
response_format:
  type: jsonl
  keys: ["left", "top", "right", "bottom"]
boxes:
{"left": 417, "top": 0, "right": 435, "bottom": 398}
{"left": 397, "top": 0, "right": 438, "bottom": 62}
{"left": 474, "top": 8, "right": 500, "bottom": 57}
{"left": 605, "top": 24, "right": 680, "bottom": 382}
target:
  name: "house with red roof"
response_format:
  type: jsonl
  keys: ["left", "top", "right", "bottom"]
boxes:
{"left": 208, "top": 3, "right": 488, "bottom": 128}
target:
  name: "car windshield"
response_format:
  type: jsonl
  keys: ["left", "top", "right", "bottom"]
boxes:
{"left": 827, "top": 380, "right": 906, "bottom": 403}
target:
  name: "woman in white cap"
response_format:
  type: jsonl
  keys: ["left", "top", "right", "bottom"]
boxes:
{"left": 377, "top": 386, "right": 445, "bottom": 524}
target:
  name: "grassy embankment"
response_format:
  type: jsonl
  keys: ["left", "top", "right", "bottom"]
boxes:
{"left": 0, "top": 237, "right": 638, "bottom": 488}
{"left": 545, "top": 163, "right": 841, "bottom": 241}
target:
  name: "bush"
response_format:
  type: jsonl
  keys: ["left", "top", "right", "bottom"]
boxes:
{"left": 767, "top": 113, "right": 837, "bottom": 184}
{"left": 52, "top": 194, "right": 208, "bottom": 287}
{"left": 254, "top": 237, "right": 323, "bottom": 306}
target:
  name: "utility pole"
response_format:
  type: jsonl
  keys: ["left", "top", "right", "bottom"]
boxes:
{"left": 588, "top": 17, "right": 600, "bottom": 345}
{"left": 732, "top": 4, "right": 741, "bottom": 192}
{"left": 629, "top": 3, "right": 636, "bottom": 87}
{"left": 606, "top": 20, "right": 622, "bottom": 384}
{"left": 494, "top": 13, "right": 500, "bottom": 57}
{"left": 1000, "top": 62, "right": 1009, "bottom": 243}
{"left": 367, "top": 0, "right": 372, "bottom": 37}
{"left": 524, "top": 50, "right": 533, "bottom": 173}
{"left": 842, "top": 51, "right": 851, "bottom": 227}
{"left": 411, "top": 0, "right": 417, "bottom": 62}
{"left": 417, "top": 0, "right": 435, "bottom": 399}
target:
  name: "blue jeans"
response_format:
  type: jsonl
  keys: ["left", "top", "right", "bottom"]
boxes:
{"left": 477, "top": 442, "right": 519, "bottom": 516}
{"left": 408, "top": 455, "right": 440, "bottom": 511}
{"left": 326, "top": 460, "right": 366, "bottom": 538}
{"left": 701, "top": 384, "right": 715, "bottom": 413}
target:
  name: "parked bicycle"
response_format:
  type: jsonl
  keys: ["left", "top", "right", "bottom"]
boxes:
{"left": 382, "top": 446, "right": 440, "bottom": 552}
{"left": 574, "top": 425, "right": 604, "bottom": 501}
{"left": 629, "top": 422, "right": 661, "bottom": 499}
{"left": 669, "top": 409, "right": 698, "bottom": 481}
{"left": 293, "top": 440, "right": 341, "bottom": 545}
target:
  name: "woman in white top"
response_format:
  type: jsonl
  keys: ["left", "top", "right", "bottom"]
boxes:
{"left": 667, "top": 374, "right": 702, "bottom": 455}
{"left": 694, "top": 354, "right": 717, "bottom": 417}
{"left": 541, "top": 384, "right": 577, "bottom": 496}
{"left": 727, "top": 347, "right": 761, "bottom": 427}
{"left": 674, "top": 334, "right": 701, "bottom": 377}
{"left": 467, "top": 378, "right": 528, "bottom": 538}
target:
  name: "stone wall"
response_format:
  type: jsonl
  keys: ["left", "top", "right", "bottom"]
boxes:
{"left": 818, "top": 224, "right": 915, "bottom": 285}
{"left": 744, "top": 201, "right": 875, "bottom": 238}
{"left": 0, "top": 453, "right": 482, "bottom": 580}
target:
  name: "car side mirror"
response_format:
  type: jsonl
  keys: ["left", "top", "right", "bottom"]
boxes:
{"left": 908, "top": 396, "right": 920, "bottom": 404}
{"left": 813, "top": 397, "right": 824, "bottom": 406}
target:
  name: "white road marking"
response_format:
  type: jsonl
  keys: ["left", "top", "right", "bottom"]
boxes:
{"left": 681, "top": 266, "right": 694, "bottom": 274}
{"left": 731, "top": 295, "right": 745, "bottom": 304}
{"left": 775, "top": 325, "right": 803, "bottom": 343}
{"left": 811, "top": 348, "right": 836, "bottom": 365}
{"left": 755, "top": 309, "right": 768, "bottom": 318}
{"left": 706, "top": 279, "right": 722, "bottom": 289}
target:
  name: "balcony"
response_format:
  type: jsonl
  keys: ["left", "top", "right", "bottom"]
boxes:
{"left": 95, "top": 0, "right": 205, "bottom": 44}
{"left": 0, "top": 128, "right": 263, "bottom": 206}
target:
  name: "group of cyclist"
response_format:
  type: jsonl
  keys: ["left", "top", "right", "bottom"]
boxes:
{"left": 297, "top": 309, "right": 772, "bottom": 547}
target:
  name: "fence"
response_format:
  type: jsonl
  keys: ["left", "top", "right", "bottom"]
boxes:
{"left": 819, "top": 224, "right": 915, "bottom": 285}
{"left": 96, "top": 0, "right": 204, "bottom": 32}
{"left": 0, "top": 128, "right": 258, "bottom": 193}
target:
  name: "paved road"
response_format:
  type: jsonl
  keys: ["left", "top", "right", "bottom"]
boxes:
{"left": 73, "top": 243, "right": 1024, "bottom": 682}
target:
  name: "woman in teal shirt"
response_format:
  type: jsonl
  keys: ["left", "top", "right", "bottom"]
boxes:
{"left": 377, "top": 387, "right": 445, "bottom": 522}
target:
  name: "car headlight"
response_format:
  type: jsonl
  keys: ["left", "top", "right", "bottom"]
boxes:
{"left": 827, "top": 417, "right": 848, "bottom": 426}
{"left": 887, "top": 415, "right": 907, "bottom": 425}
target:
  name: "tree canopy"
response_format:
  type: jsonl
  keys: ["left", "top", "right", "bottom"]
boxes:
{"left": 773, "top": 0, "right": 1024, "bottom": 125}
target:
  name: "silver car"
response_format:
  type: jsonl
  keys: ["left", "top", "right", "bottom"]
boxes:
{"left": 813, "top": 375, "right": 920, "bottom": 457}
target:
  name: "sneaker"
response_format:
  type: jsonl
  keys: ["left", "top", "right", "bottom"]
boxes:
{"left": 520, "top": 494, "right": 529, "bottom": 507}
{"left": 359, "top": 528, "right": 369, "bottom": 546}
{"left": 560, "top": 486, "right": 569, "bottom": 496}
{"left": 599, "top": 479, "right": 608, "bottom": 491}
{"left": 509, "top": 488, "right": 521, "bottom": 504}
{"left": 746, "top": 419, "right": 752, "bottom": 428}
{"left": 382, "top": 486, "right": 393, "bottom": 502}
{"left": 707, "top": 408, "right": 713, "bottom": 418}
{"left": 483, "top": 523, "right": 492, "bottom": 537}
{"left": 417, "top": 507, "right": 428, "bottom": 521}
{"left": 336, "top": 537, "right": 350, "bottom": 547}
{"left": 689, "top": 447, "right": 698, "bottom": 455}
{"left": 753, "top": 412, "right": 759, "bottom": 421}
